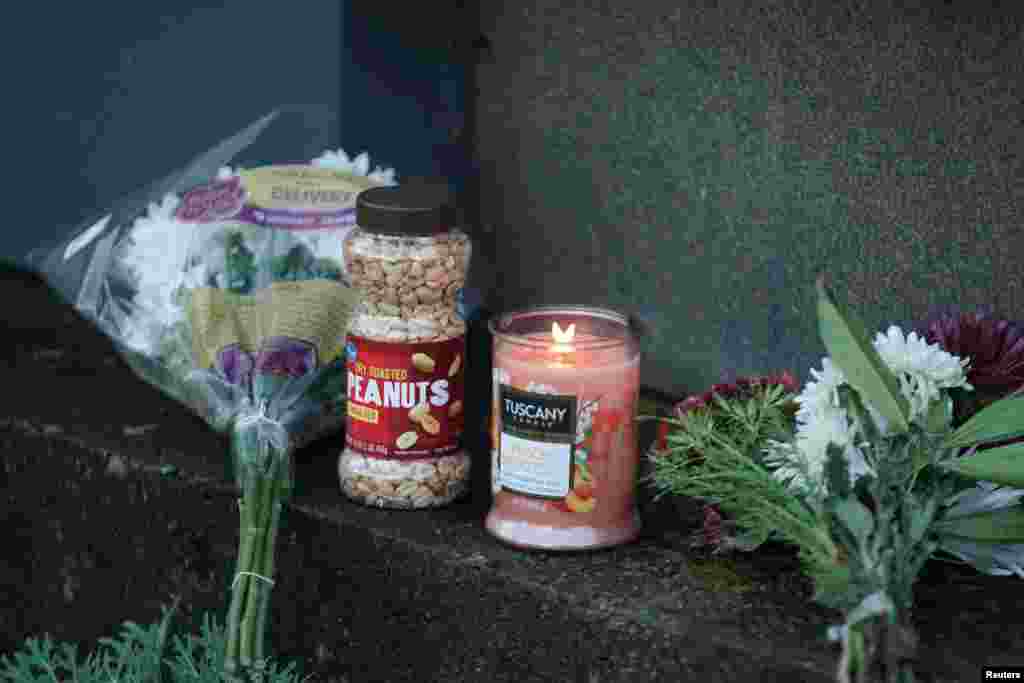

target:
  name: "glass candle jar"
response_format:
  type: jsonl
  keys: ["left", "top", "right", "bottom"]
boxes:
{"left": 486, "top": 306, "right": 641, "bottom": 550}
{"left": 339, "top": 183, "right": 472, "bottom": 508}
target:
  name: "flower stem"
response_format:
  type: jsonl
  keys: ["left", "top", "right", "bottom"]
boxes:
{"left": 224, "top": 495, "right": 252, "bottom": 678}
{"left": 255, "top": 479, "right": 284, "bottom": 666}
{"left": 239, "top": 474, "right": 270, "bottom": 671}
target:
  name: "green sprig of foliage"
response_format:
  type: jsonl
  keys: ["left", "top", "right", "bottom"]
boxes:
{"left": 0, "top": 602, "right": 309, "bottom": 683}
{"left": 648, "top": 381, "right": 809, "bottom": 552}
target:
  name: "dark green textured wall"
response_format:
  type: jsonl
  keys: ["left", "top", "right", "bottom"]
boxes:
{"left": 473, "top": 2, "right": 1024, "bottom": 397}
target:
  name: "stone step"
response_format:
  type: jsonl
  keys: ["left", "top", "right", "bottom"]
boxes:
{"left": 2, "top": 265, "right": 1022, "bottom": 682}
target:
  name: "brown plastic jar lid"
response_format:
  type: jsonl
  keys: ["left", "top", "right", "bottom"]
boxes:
{"left": 355, "top": 182, "right": 455, "bottom": 236}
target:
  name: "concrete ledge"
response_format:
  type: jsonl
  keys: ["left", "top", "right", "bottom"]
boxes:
{"left": 4, "top": 266, "right": 1024, "bottom": 682}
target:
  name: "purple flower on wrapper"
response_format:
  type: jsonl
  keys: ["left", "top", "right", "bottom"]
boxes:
{"left": 216, "top": 344, "right": 255, "bottom": 386}
{"left": 255, "top": 337, "right": 317, "bottom": 378}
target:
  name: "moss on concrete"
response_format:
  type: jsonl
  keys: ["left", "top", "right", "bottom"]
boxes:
{"left": 688, "top": 558, "right": 756, "bottom": 594}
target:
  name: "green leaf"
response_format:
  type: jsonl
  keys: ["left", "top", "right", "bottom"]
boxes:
{"left": 903, "top": 496, "right": 937, "bottom": 547}
{"left": 946, "top": 395, "right": 1024, "bottom": 449}
{"left": 824, "top": 444, "right": 852, "bottom": 499}
{"left": 938, "top": 540, "right": 1000, "bottom": 574}
{"left": 810, "top": 565, "right": 854, "bottom": 609}
{"left": 837, "top": 385, "right": 881, "bottom": 444}
{"left": 730, "top": 526, "right": 774, "bottom": 552}
{"left": 935, "top": 505, "right": 1024, "bottom": 543}
{"left": 832, "top": 498, "right": 875, "bottom": 546}
{"left": 305, "top": 361, "right": 346, "bottom": 402}
{"left": 815, "top": 277, "right": 909, "bottom": 433}
{"left": 925, "top": 394, "right": 954, "bottom": 434}
{"left": 943, "top": 442, "right": 1024, "bottom": 488}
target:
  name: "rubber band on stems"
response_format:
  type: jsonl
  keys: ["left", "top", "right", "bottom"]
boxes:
{"left": 235, "top": 399, "right": 290, "bottom": 454}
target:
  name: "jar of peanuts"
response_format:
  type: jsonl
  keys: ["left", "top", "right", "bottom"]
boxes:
{"left": 339, "top": 182, "right": 471, "bottom": 508}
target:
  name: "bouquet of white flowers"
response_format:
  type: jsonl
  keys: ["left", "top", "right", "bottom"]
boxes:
{"left": 31, "top": 109, "right": 399, "bottom": 678}
{"left": 651, "top": 277, "right": 1024, "bottom": 683}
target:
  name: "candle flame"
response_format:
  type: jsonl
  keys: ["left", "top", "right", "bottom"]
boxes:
{"left": 549, "top": 322, "right": 576, "bottom": 359}
{"left": 552, "top": 322, "right": 576, "bottom": 344}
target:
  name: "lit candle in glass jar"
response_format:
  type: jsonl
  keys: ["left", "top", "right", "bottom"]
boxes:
{"left": 486, "top": 306, "right": 641, "bottom": 550}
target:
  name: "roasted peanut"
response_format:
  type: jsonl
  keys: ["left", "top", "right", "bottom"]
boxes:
{"left": 416, "top": 286, "right": 442, "bottom": 304}
{"left": 395, "top": 431, "right": 418, "bottom": 449}
{"left": 396, "top": 479, "right": 419, "bottom": 497}
{"left": 411, "top": 352, "right": 436, "bottom": 373}
{"left": 448, "top": 354, "right": 461, "bottom": 377}
{"left": 407, "top": 261, "right": 425, "bottom": 278}
{"left": 419, "top": 413, "right": 441, "bottom": 435}
{"left": 378, "top": 303, "right": 401, "bottom": 317}
{"left": 448, "top": 400, "right": 463, "bottom": 418}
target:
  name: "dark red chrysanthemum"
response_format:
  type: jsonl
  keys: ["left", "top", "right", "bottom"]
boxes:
{"left": 655, "top": 420, "right": 672, "bottom": 452}
{"left": 925, "top": 311, "right": 1024, "bottom": 395}
{"left": 700, "top": 504, "right": 724, "bottom": 548}
{"left": 672, "top": 371, "right": 800, "bottom": 419}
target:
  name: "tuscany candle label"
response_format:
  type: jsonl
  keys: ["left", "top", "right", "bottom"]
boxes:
{"left": 498, "top": 386, "right": 577, "bottom": 498}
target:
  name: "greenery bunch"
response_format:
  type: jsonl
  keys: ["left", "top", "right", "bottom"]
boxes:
{"left": 647, "top": 278, "right": 1024, "bottom": 682}
{"left": 0, "top": 601, "right": 307, "bottom": 683}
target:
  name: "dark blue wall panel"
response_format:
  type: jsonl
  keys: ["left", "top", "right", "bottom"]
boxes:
{"left": 10, "top": 3, "right": 472, "bottom": 264}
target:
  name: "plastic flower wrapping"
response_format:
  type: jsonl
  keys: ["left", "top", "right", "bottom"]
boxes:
{"left": 35, "top": 112, "right": 397, "bottom": 454}
{"left": 28, "top": 109, "right": 400, "bottom": 676}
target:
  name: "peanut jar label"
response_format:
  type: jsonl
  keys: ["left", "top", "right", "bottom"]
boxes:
{"left": 345, "top": 335, "right": 465, "bottom": 460}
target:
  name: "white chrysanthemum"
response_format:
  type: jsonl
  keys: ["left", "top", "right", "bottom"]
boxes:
{"left": 767, "top": 325, "right": 970, "bottom": 496}
{"left": 312, "top": 149, "right": 397, "bottom": 186}
{"left": 767, "top": 409, "right": 870, "bottom": 495}
{"left": 115, "top": 193, "right": 196, "bottom": 354}
{"left": 766, "top": 356, "right": 872, "bottom": 494}
{"left": 794, "top": 357, "right": 847, "bottom": 423}
{"left": 874, "top": 325, "right": 972, "bottom": 421}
